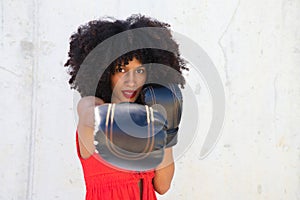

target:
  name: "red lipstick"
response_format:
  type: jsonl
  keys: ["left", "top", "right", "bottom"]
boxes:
{"left": 122, "top": 90, "right": 137, "bottom": 99}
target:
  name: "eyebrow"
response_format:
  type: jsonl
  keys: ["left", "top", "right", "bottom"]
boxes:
{"left": 119, "top": 64, "right": 144, "bottom": 68}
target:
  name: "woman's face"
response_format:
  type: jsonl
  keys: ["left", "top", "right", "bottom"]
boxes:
{"left": 111, "top": 57, "right": 147, "bottom": 103}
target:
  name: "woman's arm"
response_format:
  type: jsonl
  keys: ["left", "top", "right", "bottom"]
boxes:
{"left": 153, "top": 147, "right": 175, "bottom": 195}
{"left": 77, "top": 96, "right": 104, "bottom": 159}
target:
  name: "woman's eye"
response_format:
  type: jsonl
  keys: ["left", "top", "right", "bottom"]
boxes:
{"left": 136, "top": 68, "right": 145, "bottom": 74}
{"left": 116, "top": 67, "right": 126, "bottom": 73}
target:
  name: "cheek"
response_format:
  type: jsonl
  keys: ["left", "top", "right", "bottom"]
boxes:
{"left": 110, "top": 75, "right": 120, "bottom": 89}
{"left": 139, "top": 73, "right": 147, "bottom": 85}
{"left": 110, "top": 77, "right": 116, "bottom": 89}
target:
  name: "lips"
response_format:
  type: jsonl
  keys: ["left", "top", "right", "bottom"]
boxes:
{"left": 122, "top": 90, "right": 137, "bottom": 99}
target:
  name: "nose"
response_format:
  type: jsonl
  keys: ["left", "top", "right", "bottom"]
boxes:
{"left": 124, "top": 70, "right": 137, "bottom": 87}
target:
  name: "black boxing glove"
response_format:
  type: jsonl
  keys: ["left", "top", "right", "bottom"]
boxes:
{"left": 140, "top": 84, "right": 183, "bottom": 148}
{"left": 94, "top": 102, "right": 167, "bottom": 171}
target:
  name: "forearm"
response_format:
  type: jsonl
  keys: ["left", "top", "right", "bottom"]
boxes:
{"left": 153, "top": 148, "right": 175, "bottom": 195}
{"left": 77, "top": 96, "right": 104, "bottom": 158}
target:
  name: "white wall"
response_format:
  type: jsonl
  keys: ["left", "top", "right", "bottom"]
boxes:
{"left": 0, "top": 0, "right": 299, "bottom": 199}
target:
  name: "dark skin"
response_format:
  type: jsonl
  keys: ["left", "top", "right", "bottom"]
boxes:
{"left": 77, "top": 98, "right": 175, "bottom": 194}
{"left": 76, "top": 58, "right": 175, "bottom": 195}
{"left": 64, "top": 15, "right": 188, "bottom": 102}
{"left": 65, "top": 15, "right": 188, "bottom": 196}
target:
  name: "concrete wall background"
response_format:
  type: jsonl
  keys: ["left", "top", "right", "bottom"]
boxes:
{"left": 0, "top": 0, "right": 299, "bottom": 199}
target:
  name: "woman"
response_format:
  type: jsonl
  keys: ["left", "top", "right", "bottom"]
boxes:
{"left": 65, "top": 14, "right": 188, "bottom": 200}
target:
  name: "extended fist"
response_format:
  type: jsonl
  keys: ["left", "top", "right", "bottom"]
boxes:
{"left": 94, "top": 102, "right": 167, "bottom": 171}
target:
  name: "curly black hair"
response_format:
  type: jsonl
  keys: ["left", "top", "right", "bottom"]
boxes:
{"left": 64, "top": 14, "right": 188, "bottom": 103}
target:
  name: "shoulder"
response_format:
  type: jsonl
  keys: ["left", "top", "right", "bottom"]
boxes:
{"left": 77, "top": 96, "right": 104, "bottom": 114}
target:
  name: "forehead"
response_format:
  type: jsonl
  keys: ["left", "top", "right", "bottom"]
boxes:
{"left": 118, "top": 57, "right": 143, "bottom": 69}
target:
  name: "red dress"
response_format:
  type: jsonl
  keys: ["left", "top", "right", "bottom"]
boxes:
{"left": 76, "top": 133, "right": 157, "bottom": 200}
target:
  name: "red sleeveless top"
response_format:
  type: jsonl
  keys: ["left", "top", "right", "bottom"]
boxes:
{"left": 76, "top": 133, "right": 157, "bottom": 200}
